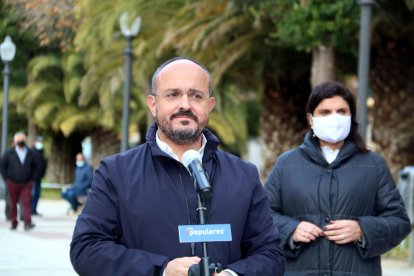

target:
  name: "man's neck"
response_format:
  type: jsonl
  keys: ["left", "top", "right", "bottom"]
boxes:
{"left": 156, "top": 131, "right": 203, "bottom": 161}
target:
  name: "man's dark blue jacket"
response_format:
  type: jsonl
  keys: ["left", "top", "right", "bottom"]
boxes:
{"left": 70, "top": 124, "right": 285, "bottom": 276}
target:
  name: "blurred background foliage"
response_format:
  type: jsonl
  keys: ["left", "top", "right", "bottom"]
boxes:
{"left": 0, "top": 0, "right": 414, "bottom": 183}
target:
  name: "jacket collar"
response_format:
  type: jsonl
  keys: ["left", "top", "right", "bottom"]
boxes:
{"left": 146, "top": 123, "right": 220, "bottom": 162}
{"left": 299, "top": 132, "right": 360, "bottom": 169}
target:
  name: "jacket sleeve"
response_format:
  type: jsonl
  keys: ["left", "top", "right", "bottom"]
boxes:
{"left": 80, "top": 165, "right": 93, "bottom": 191}
{"left": 30, "top": 150, "right": 41, "bottom": 182}
{"left": 264, "top": 162, "right": 304, "bottom": 259}
{"left": 226, "top": 164, "right": 285, "bottom": 276}
{"left": 31, "top": 150, "right": 47, "bottom": 181}
{"left": 0, "top": 151, "right": 8, "bottom": 180}
{"left": 70, "top": 160, "right": 169, "bottom": 276}
{"left": 357, "top": 158, "right": 411, "bottom": 259}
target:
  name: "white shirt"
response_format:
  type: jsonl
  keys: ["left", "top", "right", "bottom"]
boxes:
{"left": 15, "top": 146, "right": 28, "bottom": 164}
{"left": 321, "top": 146, "right": 340, "bottom": 164}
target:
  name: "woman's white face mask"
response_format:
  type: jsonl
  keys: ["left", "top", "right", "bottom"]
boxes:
{"left": 311, "top": 114, "right": 351, "bottom": 143}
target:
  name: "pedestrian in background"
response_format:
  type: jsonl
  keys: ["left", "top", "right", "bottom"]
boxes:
{"left": 61, "top": 153, "right": 93, "bottom": 214}
{"left": 264, "top": 81, "right": 411, "bottom": 275}
{"left": 0, "top": 132, "right": 38, "bottom": 231}
{"left": 31, "top": 136, "right": 47, "bottom": 216}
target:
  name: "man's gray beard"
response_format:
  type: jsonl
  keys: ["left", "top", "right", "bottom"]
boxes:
{"left": 170, "top": 128, "right": 200, "bottom": 145}
{"left": 157, "top": 121, "right": 201, "bottom": 145}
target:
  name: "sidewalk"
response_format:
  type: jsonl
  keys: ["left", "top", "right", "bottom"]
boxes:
{"left": 0, "top": 199, "right": 77, "bottom": 276}
{"left": 0, "top": 199, "right": 413, "bottom": 275}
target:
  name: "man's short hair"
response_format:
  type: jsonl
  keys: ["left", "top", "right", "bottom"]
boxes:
{"left": 151, "top": 57, "right": 213, "bottom": 96}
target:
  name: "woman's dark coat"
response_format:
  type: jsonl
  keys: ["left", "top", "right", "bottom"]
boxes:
{"left": 265, "top": 133, "right": 410, "bottom": 275}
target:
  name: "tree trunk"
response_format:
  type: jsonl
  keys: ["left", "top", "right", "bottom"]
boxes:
{"left": 260, "top": 57, "right": 311, "bottom": 180}
{"left": 311, "top": 45, "right": 335, "bottom": 87}
{"left": 45, "top": 131, "right": 84, "bottom": 184}
{"left": 27, "top": 115, "right": 37, "bottom": 147}
{"left": 370, "top": 34, "right": 414, "bottom": 180}
{"left": 90, "top": 128, "right": 120, "bottom": 169}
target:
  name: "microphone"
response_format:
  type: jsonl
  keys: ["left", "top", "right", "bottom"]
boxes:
{"left": 182, "top": 150, "right": 212, "bottom": 199}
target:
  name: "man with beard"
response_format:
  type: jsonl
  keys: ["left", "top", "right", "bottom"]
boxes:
{"left": 70, "top": 57, "right": 285, "bottom": 276}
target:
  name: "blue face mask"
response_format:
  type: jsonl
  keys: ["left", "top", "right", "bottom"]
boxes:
{"left": 34, "top": 142, "right": 43, "bottom": 150}
{"left": 76, "top": 161, "right": 85, "bottom": 167}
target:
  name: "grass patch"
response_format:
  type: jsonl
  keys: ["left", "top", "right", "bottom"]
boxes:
{"left": 41, "top": 188, "right": 62, "bottom": 200}
{"left": 383, "top": 234, "right": 411, "bottom": 260}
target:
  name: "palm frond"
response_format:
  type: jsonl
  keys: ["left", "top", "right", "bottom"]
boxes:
{"left": 27, "top": 55, "right": 62, "bottom": 82}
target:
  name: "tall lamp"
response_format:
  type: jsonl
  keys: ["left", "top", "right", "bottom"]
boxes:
{"left": 119, "top": 13, "right": 141, "bottom": 152}
{"left": 0, "top": 35, "right": 16, "bottom": 214}
{"left": 1, "top": 35, "right": 16, "bottom": 155}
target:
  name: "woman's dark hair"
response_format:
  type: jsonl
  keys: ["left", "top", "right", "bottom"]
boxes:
{"left": 306, "top": 81, "right": 368, "bottom": 152}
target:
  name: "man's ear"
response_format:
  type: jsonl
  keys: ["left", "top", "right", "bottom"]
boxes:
{"left": 147, "top": 95, "right": 157, "bottom": 117}
{"left": 208, "top": 97, "right": 216, "bottom": 112}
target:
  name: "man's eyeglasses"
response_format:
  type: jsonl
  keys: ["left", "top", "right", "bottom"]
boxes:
{"left": 152, "top": 90, "right": 210, "bottom": 103}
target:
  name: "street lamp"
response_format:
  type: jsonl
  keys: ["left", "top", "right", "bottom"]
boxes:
{"left": 119, "top": 12, "right": 141, "bottom": 152}
{"left": 0, "top": 35, "right": 16, "bottom": 214}
{"left": 1, "top": 35, "right": 16, "bottom": 155}
{"left": 357, "top": 0, "right": 375, "bottom": 142}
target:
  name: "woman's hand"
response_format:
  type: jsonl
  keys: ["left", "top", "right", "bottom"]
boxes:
{"left": 292, "top": 221, "right": 324, "bottom": 243}
{"left": 323, "top": 220, "right": 362, "bottom": 244}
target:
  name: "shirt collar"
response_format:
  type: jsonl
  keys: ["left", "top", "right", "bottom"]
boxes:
{"left": 15, "top": 146, "right": 27, "bottom": 154}
{"left": 15, "top": 146, "right": 28, "bottom": 164}
{"left": 320, "top": 146, "right": 340, "bottom": 164}
{"left": 155, "top": 131, "right": 207, "bottom": 162}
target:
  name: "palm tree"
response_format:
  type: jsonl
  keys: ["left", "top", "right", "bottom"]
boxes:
{"left": 153, "top": 0, "right": 312, "bottom": 176}
{"left": 74, "top": 0, "right": 176, "bottom": 155}
{"left": 155, "top": 0, "right": 269, "bottom": 156}
{"left": 14, "top": 52, "right": 95, "bottom": 183}
{"left": 0, "top": 1, "right": 42, "bottom": 146}
{"left": 74, "top": 0, "right": 250, "bottom": 155}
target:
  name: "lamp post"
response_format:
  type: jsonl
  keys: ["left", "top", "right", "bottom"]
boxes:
{"left": 0, "top": 35, "right": 16, "bottom": 215}
{"left": 119, "top": 13, "right": 141, "bottom": 152}
{"left": 357, "top": 0, "right": 375, "bottom": 142}
{"left": 1, "top": 35, "right": 16, "bottom": 155}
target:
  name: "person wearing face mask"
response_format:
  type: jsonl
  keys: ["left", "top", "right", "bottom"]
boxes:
{"left": 264, "top": 81, "right": 410, "bottom": 275}
{"left": 0, "top": 132, "right": 39, "bottom": 230}
{"left": 61, "top": 152, "right": 93, "bottom": 214}
{"left": 31, "top": 136, "right": 48, "bottom": 216}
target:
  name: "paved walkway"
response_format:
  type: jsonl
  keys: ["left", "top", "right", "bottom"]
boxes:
{"left": 0, "top": 199, "right": 413, "bottom": 275}
{"left": 0, "top": 199, "right": 77, "bottom": 276}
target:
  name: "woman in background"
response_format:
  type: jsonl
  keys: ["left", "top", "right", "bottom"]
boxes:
{"left": 265, "top": 81, "right": 410, "bottom": 275}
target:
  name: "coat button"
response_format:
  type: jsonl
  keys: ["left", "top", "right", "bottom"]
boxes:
{"left": 325, "top": 217, "right": 330, "bottom": 222}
